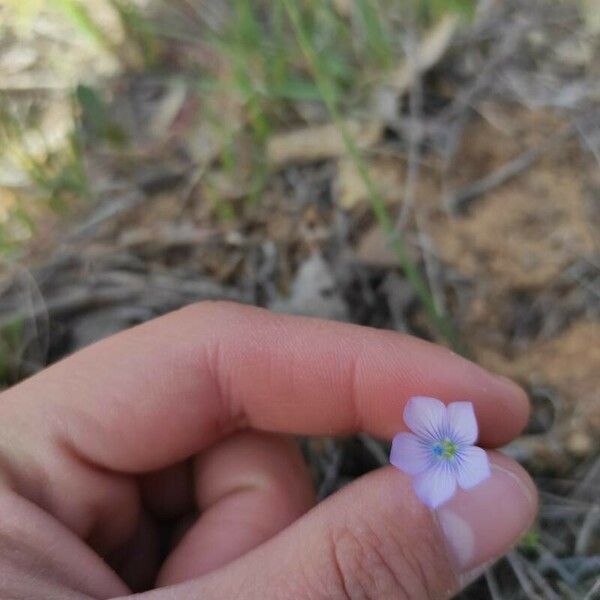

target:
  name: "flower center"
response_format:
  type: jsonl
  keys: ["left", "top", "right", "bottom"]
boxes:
{"left": 433, "top": 438, "right": 458, "bottom": 460}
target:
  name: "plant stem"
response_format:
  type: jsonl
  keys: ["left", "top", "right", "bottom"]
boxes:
{"left": 281, "top": 0, "right": 464, "bottom": 353}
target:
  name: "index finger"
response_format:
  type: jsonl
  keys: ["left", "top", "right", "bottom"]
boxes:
{"left": 2, "top": 301, "right": 528, "bottom": 473}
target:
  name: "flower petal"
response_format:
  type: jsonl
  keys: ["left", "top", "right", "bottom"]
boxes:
{"left": 446, "top": 401, "right": 478, "bottom": 445}
{"left": 390, "top": 432, "right": 430, "bottom": 475}
{"left": 456, "top": 446, "right": 491, "bottom": 490}
{"left": 403, "top": 396, "right": 447, "bottom": 440}
{"left": 412, "top": 465, "right": 457, "bottom": 509}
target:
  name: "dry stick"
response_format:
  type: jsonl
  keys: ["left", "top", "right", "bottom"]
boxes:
{"left": 485, "top": 568, "right": 505, "bottom": 600}
{"left": 506, "top": 552, "right": 546, "bottom": 600}
{"left": 357, "top": 433, "right": 388, "bottom": 467}
{"left": 398, "top": 16, "right": 450, "bottom": 325}
{"left": 448, "top": 123, "right": 577, "bottom": 214}
{"left": 397, "top": 22, "right": 421, "bottom": 231}
{"left": 441, "top": 20, "right": 527, "bottom": 124}
{"left": 523, "top": 558, "right": 563, "bottom": 600}
{"left": 574, "top": 119, "right": 600, "bottom": 168}
{"left": 583, "top": 577, "right": 600, "bottom": 600}
{"left": 573, "top": 455, "right": 600, "bottom": 501}
{"left": 316, "top": 439, "right": 343, "bottom": 501}
{"left": 0, "top": 266, "right": 244, "bottom": 325}
{"left": 68, "top": 190, "right": 146, "bottom": 240}
{"left": 536, "top": 545, "right": 576, "bottom": 589}
{"left": 575, "top": 504, "right": 600, "bottom": 555}
{"left": 571, "top": 271, "right": 600, "bottom": 302}
{"left": 17, "top": 267, "right": 49, "bottom": 367}
{"left": 438, "top": 20, "right": 527, "bottom": 207}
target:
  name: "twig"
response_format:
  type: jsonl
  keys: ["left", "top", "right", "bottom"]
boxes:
{"left": 574, "top": 119, "right": 600, "bottom": 169}
{"left": 573, "top": 456, "right": 600, "bottom": 502}
{"left": 386, "top": 14, "right": 459, "bottom": 95}
{"left": 523, "top": 557, "right": 562, "bottom": 600}
{"left": 449, "top": 145, "right": 542, "bottom": 213}
{"left": 583, "top": 577, "right": 600, "bottom": 600}
{"left": 68, "top": 190, "right": 146, "bottom": 240}
{"left": 537, "top": 544, "right": 577, "bottom": 587}
{"left": 317, "top": 439, "right": 343, "bottom": 501}
{"left": 447, "top": 124, "right": 576, "bottom": 213}
{"left": 575, "top": 504, "right": 600, "bottom": 556}
{"left": 397, "top": 10, "right": 421, "bottom": 232}
{"left": 506, "top": 552, "right": 545, "bottom": 600}
{"left": 396, "top": 11, "right": 451, "bottom": 329}
{"left": 484, "top": 568, "right": 505, "bottom": 600}
{"left": 440, "top": 20, "right": 527, "bottom": 124}
{"left": 437, "top": 16, "right": 527, "bottom": 191}
{"left": 357, "top": 433, "right": 388, "bottom": 466}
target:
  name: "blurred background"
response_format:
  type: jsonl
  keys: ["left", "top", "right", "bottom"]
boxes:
{"left": 0, "top": 0, "right": 599, "bottom": 597}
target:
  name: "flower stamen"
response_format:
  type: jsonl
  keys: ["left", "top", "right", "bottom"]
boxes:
{"left": 433, "top": 438, "right": 458, "bottom": 460}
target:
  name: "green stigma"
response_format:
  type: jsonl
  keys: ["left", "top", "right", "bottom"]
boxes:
{"left": 433, "top": 438, "right": 458, "bottom": 460}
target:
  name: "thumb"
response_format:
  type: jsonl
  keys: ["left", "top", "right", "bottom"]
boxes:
{"left": 129, "top": 452, "right": 536, "bottom": 600}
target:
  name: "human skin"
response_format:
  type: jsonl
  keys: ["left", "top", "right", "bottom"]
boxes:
{"left": 0, "top": 301, "right": 536, "bottom": 599}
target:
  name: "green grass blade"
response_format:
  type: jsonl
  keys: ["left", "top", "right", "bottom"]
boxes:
{"left": 355, "top": 0, "right": 394, "bottom": 67}
{"left": 54, "top": 0, "right": 116, "bottom": 55}
{"left": 281, "top": 0, "right": 464, "bottom": 352}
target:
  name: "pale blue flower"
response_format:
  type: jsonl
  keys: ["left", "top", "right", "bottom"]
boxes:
{"left": 390, "top": 396, "right": 491, "bottom": 509}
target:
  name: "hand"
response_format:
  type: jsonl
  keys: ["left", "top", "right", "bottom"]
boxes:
{"left": 0, "top": 302, "right": 536, "bottom": 599}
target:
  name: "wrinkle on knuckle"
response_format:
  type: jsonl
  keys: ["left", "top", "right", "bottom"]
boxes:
{"left": 201, "top": 334, "right": 248, "bottom": 435}
{"left": 187, "top": 302, "right": 249, "bottom": 435}
{"left": 329, "top": 521, "right": 407, "bottom": 600}
{"left": 325, "top": 512, "right": 452, "bottom": 600}
{"left": 343, "top": 347, "right": 364, "bottom": 434}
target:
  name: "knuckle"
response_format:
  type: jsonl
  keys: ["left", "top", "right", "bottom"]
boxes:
{"left": 325, "top": 512, "right": 452, "bottom": 600}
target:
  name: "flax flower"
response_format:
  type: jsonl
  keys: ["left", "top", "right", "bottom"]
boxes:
{"left": 390, "top": 396, "right": 491, "bottom": 509}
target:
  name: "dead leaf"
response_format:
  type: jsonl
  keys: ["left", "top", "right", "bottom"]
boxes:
{"left": 335, "top": 157, "right": 405, "bottom": 209}
{"left": 0, "top": 45, "right": 37, "bottom": 74}
{"left": 0, "top": 189, "right": 17, "bottom": 222}
{"left": 355, "top": 225, "right": 398, "bottom": 267}
{"left": 331, "top": 0, "right": 352, "bottom": 17}
{"left": 148, "top": 80, "right": 187, "bottom": 139}
{"left": 388, "top": 14, "right": 460, "bottom": 93}
{"left": 374, "top": 14, "right": 459, "bottom": 123}
{"left": 267, "top": 119, "right": 384, "bottom": 166}
{"left": 582, "top": 0, "right": 600, "bottom": 37}
{"left": 270, "top": 253, "right": 349, "bottom": 321}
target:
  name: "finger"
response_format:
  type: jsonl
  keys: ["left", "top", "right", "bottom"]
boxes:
{"left": 157, "top": 431, "right": 314, "bottom": 587}
{"left": 0, "top": 302, "right": 528, "bottom": 544}
{"left": 0, "top": 491, "right": 130, "bottom": 599}
{"left": 126, "top": 452, "right": 537, "bottom": 600}
{"left": 4, "top": 302, "right": 527, "bottom": 469}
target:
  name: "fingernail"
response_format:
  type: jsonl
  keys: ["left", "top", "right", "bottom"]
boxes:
{"left": 492, "top": 373, "right": 526, "bottom": 398}
{"left": 470, "top": 364, "right": 529, "bottom": 410}
{"left": 436, "top": 458, "right": 537, "bottom": 584}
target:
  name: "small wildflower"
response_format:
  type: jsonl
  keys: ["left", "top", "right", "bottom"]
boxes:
{"left": 390, "top": 396, "right": 491, "bottom": 509}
